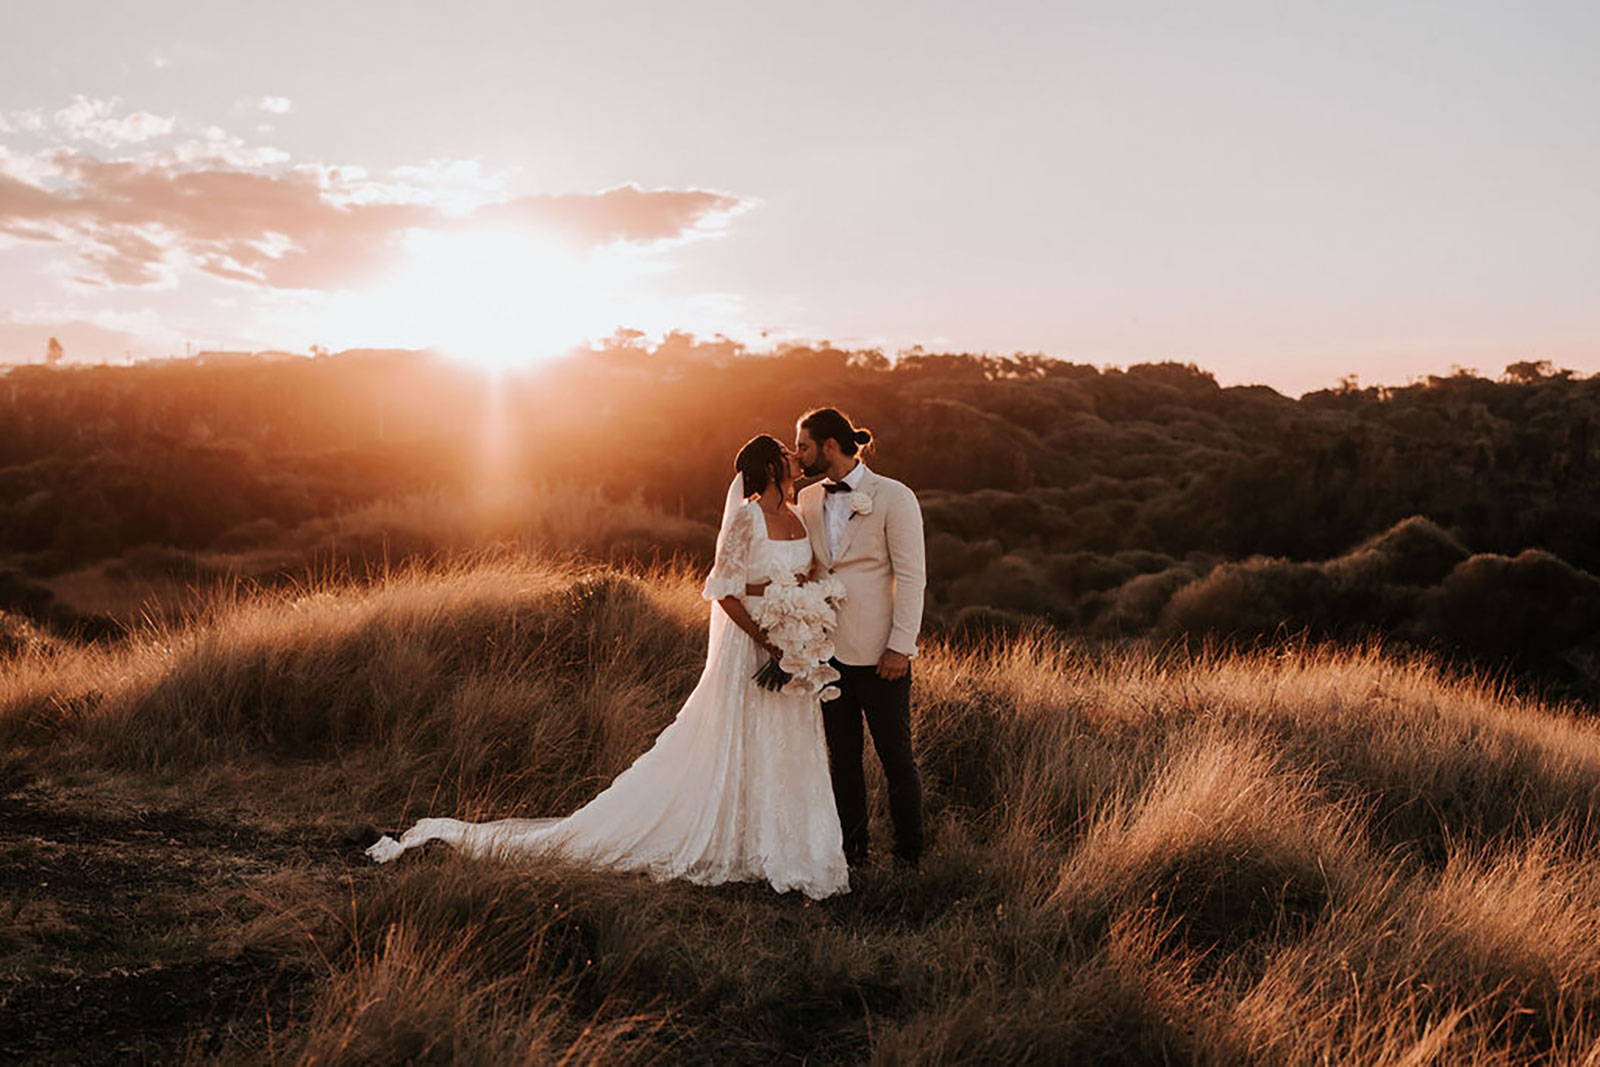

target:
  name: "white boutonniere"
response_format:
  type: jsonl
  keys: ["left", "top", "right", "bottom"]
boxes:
{"left": 846, "top": 490, "right": 873, "bottom": 516}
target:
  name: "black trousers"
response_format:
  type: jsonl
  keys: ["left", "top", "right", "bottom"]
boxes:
{"left": 821, "top": 658, "right": 923, "bottom": 865}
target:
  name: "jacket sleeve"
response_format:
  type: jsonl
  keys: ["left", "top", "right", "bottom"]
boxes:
{"left": 884, "top": 482, "right": 927, "bottom": 657}
{"left": 702, "top": 501, "right": 757, "bottom": 601}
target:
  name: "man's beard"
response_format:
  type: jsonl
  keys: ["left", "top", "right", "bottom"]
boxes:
{"left": 801, "top": 457, "right": 828, "bottom": 478}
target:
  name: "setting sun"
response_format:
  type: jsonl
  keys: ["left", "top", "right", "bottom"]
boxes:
{"left": 333, "top": 228, "right": 635, "bottom": 367}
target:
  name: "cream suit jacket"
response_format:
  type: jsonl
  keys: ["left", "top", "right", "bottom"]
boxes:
{"left": 799, "top": 468, "right": 926, "bottom": 666}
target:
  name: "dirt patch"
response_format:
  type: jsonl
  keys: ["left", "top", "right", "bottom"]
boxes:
{"left": 0, "top": 784, "right": 351, "bottom": 1062}
{"left": 0, "top": 954, "right": 305, "bottom": 1065}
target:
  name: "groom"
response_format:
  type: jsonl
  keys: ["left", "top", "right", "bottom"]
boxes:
{"left": 795, "top": 407, "right": 926, "bottom": 869}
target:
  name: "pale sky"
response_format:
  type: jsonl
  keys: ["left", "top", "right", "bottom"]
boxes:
{"left": 1, "top": 0, "right": 1595, "bottom": 395}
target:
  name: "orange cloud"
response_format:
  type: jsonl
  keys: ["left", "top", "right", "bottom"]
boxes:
{"left": 476, "top": 185, "right": 742, "bottom": 245}
{"left": 0, "top": 147, "right": 746, "bottom": 291}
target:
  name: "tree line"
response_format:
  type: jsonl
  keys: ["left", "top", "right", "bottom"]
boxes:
{"left": 1, "top": 341, "right": 1595, "bottom": 698}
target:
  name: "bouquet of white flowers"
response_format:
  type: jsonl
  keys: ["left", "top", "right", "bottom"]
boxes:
{"left": 748, "top": 574, "right": 847, "bottom": 701}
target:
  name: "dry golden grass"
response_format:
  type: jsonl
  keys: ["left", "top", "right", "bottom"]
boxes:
{"left": 34, "top": 483, "right": 718, "bottom": 629}
{"left": 5, "top": 557, "right": 1600, "bottom": 1063}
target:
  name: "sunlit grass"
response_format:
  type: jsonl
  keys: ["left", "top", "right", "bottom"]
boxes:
{"left": 5, "top": 558, "right": 1600, "bottom": 1061}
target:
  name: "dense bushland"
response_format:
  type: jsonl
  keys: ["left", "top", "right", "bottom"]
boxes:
{"left": 4, "top": 345, "right": 1600, "bottom": 702}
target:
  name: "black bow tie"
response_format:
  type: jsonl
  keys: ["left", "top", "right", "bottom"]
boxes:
{"left": 824, "top": 482, "right": 852, "bottom": 494}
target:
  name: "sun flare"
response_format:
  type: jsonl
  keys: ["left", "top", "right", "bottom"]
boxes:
{"left": 329, "top": 228, "right": 639, "bottom": 368}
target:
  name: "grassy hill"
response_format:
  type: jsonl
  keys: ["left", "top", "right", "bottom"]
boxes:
{"left": 5, "top": 559, "right": 1600, "bottom": 1062}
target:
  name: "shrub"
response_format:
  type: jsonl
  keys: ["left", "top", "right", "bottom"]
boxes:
{"left": 1158, "top": 557, "right": 1338, "bottom": 642}
{"left": 1093, "top": 566, "right": 1199, "bottom": 636}
{"left": 1042, "top": 551, "right": 1138, "bottom": 597}
{"left": 1417, "top": 550, "right": 1600, "bottom": 662}
{"left": 1323, "top": 515, "right": 1470, "bottom": 587}
{"left": 946, "top": 554, "right": 1071, "bottom": 620}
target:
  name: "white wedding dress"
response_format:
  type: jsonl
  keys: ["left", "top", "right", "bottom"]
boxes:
{"left": 366, "top": 491, "right": 850, "bottom": 900}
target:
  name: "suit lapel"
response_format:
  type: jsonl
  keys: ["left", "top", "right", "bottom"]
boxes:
{"left": 800, "top": 484, "right": 831, "bottom": 568}
{"left": 831, "top": 471, "right": 878, "bottom": 563}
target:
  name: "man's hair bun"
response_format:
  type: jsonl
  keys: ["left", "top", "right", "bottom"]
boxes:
{"left": 799, "top": 407, "right": 874, "bottom": 457}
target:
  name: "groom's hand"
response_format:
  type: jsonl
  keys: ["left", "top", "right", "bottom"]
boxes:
{"left": 876, "top": 650, "right": 911, "bottom": 681}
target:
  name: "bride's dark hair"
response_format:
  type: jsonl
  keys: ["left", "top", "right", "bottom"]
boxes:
{"left": 736, "top": 434, "right": 786, "bottom": 498}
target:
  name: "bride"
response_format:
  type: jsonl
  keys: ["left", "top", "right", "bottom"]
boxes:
{"left": 366, "top": 435, "right": 851, "bottom": 900}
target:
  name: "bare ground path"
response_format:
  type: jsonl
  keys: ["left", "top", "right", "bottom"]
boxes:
{"left": 0, "top": 775, "right": 364, "bottom": 1064}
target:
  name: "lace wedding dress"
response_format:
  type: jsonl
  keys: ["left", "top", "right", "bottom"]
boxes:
{"left": 366, "top": 489, "right": 850, "bottom": 900}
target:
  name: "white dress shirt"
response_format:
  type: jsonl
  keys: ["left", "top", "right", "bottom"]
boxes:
{"left": 822, "top": 460, "right": 868, "bottom": 561}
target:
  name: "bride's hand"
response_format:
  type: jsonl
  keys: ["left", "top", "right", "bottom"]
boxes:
{"left": 745, "top": 580, "right": 770, "bottom": 597}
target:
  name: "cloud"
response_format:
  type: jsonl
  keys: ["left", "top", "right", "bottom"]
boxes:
{"left": 54, "top": 96, "right": 176, "bottom": 146}
{"left": 477, "top": 184, "right": 744, "bottom": 245}
{"left": 0, "top": 152, "right": 437, "bottom": 289}
{"left": 160, "top": 127, "right": 292, "bottom": 169}
{"left": 0, "top": 150, "right": 747, "bottom": 292}
{"left": 384, "top": 158, "right": 510, "bottom": 211}
{"left": 0, "top": 96, "right": 749, "bottom": 294}
{"left": 0, "top": 96, "right": 177, "bottom": 148}
{"left": 0, "top": 110, "right": 47, "bottom": 136}
{"left": 0, "top": 145, "right": 67, "bottom": 186}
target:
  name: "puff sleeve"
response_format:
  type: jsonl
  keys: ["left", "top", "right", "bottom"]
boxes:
{"left": 701, "top": 500, "right": 757, "bottom": 601}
